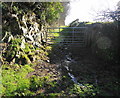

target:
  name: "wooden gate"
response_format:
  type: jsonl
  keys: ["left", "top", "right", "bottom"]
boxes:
{"left": 47, "top": 27, "right": 87, "bottom": 47}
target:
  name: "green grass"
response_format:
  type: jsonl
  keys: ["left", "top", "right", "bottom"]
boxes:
{"left": 48, "top": 26, "right": 68, "bottom": 44}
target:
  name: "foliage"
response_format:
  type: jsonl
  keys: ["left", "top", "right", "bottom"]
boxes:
{"left": 1, "top": 2, "right": 119, "bottom": 97}
{"left": 68, "top": 84, "right": 96, "bottom": 96}
{"left": 29, "top": 75, "right": 51, "bottom": 91}
{"left": 1, "top": 64, "right": 56, "bottom": 96}
{"left": 47, "top": 27, "right": 64, "bottom": 45}
{"left": 44, "top": 2, "right": 63, "bottom": 24}
{"left": 89, "top": 22, "right": 119, "bottom": 63}
{"left": 2, "top": 64, "right": 34, "bottom": 96}
{"left": 1, "top": 62, "right": 119, "bottom": 96}
{"left": 1, "top": 2, "right": 63, "bottom": 64}
{"left": 1, "top": 2, "right": 63, "bottom": 35}
{"left": 1, "top": 2, "right": 62, "bottom": 96}
{"left": 94, "top": 1, "right": 120, "bottom": 22}
{"left": 2, "top": 37, "right": 49, "bottom": 65}
{"left": 3, "top": 38, "right": 29, "bottom": 64}
{"left": 96, "top": 48, "right": 117, "bottom": 62}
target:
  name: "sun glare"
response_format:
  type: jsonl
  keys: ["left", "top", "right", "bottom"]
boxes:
{"left": 65, "top": 0, "right": 120, "bottom": 25}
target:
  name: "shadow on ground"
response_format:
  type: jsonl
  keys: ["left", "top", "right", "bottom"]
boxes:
{"left": 47, "top": 43, "right": 120, "bottom": 96}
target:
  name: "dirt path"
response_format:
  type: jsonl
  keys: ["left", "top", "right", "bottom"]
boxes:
{"left": 29, "top": 45, "right": 119, "bottom": 96}
{"left": 65, "top": 47, "right": 119, "bottom": 96}
{"left": 49, "top": 46, "right": 119, "bottom": 96}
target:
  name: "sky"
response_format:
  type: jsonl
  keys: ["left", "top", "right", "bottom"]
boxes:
{"left": 65, "top": 0, "right": 120, "bottom": 25}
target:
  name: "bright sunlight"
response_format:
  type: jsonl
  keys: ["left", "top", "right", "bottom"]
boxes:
{"left": 65, "top": 0, "right": 120, "bottom": 25}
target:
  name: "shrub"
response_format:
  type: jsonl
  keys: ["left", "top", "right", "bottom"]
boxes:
{"left": 68, "top": 84, "right": 96, "bottom": 96}
{"left": 1, "top": 64, "right": 34, "bottom": 96}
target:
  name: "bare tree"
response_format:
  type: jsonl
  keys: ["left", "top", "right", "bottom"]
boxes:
{"left": 94, "top": 1, "right": 120, "bottom": 22}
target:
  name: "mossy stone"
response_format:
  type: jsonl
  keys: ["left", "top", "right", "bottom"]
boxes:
{"left": 20, "top": 54, "right": 31, "bottom": 64}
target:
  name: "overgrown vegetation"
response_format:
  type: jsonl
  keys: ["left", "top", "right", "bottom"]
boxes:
{"left": 1, "top": 63, "right": 59, "bottom": 96}
{"left": 0, "top": 1, "right": 120, "bottom": 97}
{"left": 0, "top": 2, "right": 64, "bottom": 97}
{"left": 48, "top": 19, "right": 119, "bottom": 97}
